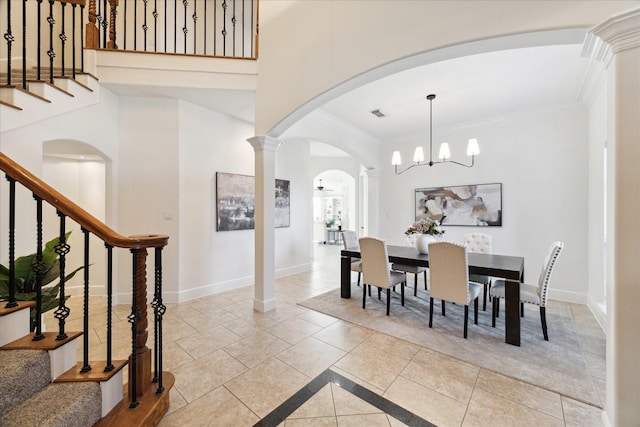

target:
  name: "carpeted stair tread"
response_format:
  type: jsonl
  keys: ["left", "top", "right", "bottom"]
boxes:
{"left": 0, "top": 382, "right": 102, "bottom": 427}
{"left": 0, "top": 349, "right": 51, "bottom": 413}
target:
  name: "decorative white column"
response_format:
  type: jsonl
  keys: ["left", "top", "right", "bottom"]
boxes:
{"left": 247, "top": 135, "right": 282, "bottom": 312}
{"left": 587, "top": 8, "right": 640, "bottom": 427}
{"left": 364, "top": 169, "right": 381, "bottom": 237}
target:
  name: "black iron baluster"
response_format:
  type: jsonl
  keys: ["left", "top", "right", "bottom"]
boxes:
{"left": 164, "top": 0, "right": 167, "bottom": 51}
{"left": 151, "top": 247, "right": 166, "bottom": 393}
{"left": 203, "top": 0, "right": 207, "bottom": 54}
{"left": 104, "top": 244, "right": 114, "bottom": 372}
{"left": 241, "top": 0, "right": 244, "bottom": 57}
{"left": 5, "top": 178, "right": 18, "bottom": 309}
{"left": 4, "top": 0, "right": 14, "bottom": 86}
{"left": 47, "top": 0, "right": 55, "bottom": 84}
{"left": 32, "top": 196, "right": 45, "bottom": 341}
{"left": 153, "top": 0, "right": 158, "bottom": 52}
{"left": 231, "top": 0, "right": 235, "bottom": 56}
{"left": 37, "top": 0, "right": 42, "bottom": 80}
{"left": 22, "top": 0, "right": 27, "bottom": 89}
{"left": 143, "top": 0, "right": 148, "bottom": 51}
{"left": 213, "top": 0, "right": 217, "bottom": 55}
{"left": 59, "top": 1, "right": 67, "bottom": 77}
{"left": 97, "top": 0, "right": 102, "bottom": 47}
{"left": 71, "top": 3, "right": 76, "bottom": 78}
{"left": 182, "top": 0, "right": 188, "bottom": 54}
{"left": 128, "top": 249, "right": 140, "bottom": 408}
{"left": 80, "top": 3, "right": 84, "bottom": 72}
{"left": 221, "top": 0, "right": 226, "bottom": 56}
{"left": 173, "top": 0, "right": 176, "bottom": 53}
{"left": 250, "top": 0, "right": 254, "bottom": 57}
{"left": 54, "top": 211, "right": 70, "bottom": 340}
{"left": 192, "top": 0, "right": 197, "bottom": 54}
{"left": 80, "top": 227, "right": 92, "bottom": 372}
{"left": 102, "top": 0, "right": 107, "bottom": 48}
{"left": 134, "top": 0, "right": 137, "bottom": 50}
{"left": 123, "top": 0, "right": 127, "bottom": 50}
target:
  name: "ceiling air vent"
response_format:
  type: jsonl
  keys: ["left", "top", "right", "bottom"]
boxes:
{"left": 370, "top": 109, "right": 387, "bottom": 118}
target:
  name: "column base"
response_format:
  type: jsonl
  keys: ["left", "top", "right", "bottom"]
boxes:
{"left": 254, "top": 297, "right": 277, "bottom": 313}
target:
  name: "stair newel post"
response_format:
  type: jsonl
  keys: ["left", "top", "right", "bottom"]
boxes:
{"left": 54, "top": 211, "right": 70, "bottom": 340}
{"left": 151, "top": 246, "right": 166, "bottom": 393}
{"left": 47, "top": 0, "right": 55, "bottom": 84}
{"left": 5, "top": 177, "right": 18, "bottom": 309}
{"left": 80, "top": 227, "right": 92, "bottom": 372}
{"left": 104, "top": 244, "right": 114, "bottom": 372}
{"left": 107, "top": 0, "right": 117, "bottom": 48}
{"left": 85, "top": 0, "right": 98, "bottom": 48}
{"left": 32, "top": 196, "right": 45, "bottom": 341}
{"left": 102, "top": 0, "right": 107, "bottom": 47}
{"left": 128, "top": 247, "right": 151, "bottom": 407}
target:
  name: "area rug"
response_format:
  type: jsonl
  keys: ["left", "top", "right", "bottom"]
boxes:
{"left": 299, "top": 288, "right": 602, "bottom": 407}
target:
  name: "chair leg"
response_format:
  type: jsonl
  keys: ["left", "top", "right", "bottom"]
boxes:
{"left": 441, "top": 300, "right": 446, "bottom": 316}
{"left": 521, "top": 302, "right": 525, "bottom": 317}
{"left": 424, "top": 270, "right": 428, "bottom": 290}
{"left": 482, "top": 283, "right": 487, "bottom": 311}
{"left": 429, "top": 297, "right": 434, "bottom": 328}
{"left": 378, "top": 287, "right": 381, "bottom": 300}
{"left": 540, "top": 306, "right": 548, "bottom": 341}
{"left": 386, "top": 288, "right": 391, "bottom": 316}
{"left": 464, "top": 305, "right": 469, "bottom": 339}
{"left": 414, "top": 273, "right": 418, "bottom": 296}
{"left": 474, "top": 297, "right": 478, "bottom": 325}
{"left": 357, "top": 272, "right": 361, "bottom": 287}
{"left": 496, "top": 297, "right": 500, "bottom": 318}
{"left": 491, "top": 297, "right": 497, "bottom": 328}
{"left": 362, "top": 283, "right": 366, "bottom": 309}
{"left": 368, "top": 284, "right": 371, "bottom": 296}
{"left": 401, "top": 281, "right": 405, "bottom": 306}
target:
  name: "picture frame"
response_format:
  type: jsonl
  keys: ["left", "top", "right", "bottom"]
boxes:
{"left": 415, "top": 183, "right": 502, "bottom": 226}
{"left": 216, "top": 172, "right": 291, "bottom": 231}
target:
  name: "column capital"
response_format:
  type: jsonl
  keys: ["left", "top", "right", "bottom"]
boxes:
{"left": 588, "top": 8, "right": 640, "bottom": 56}
{"left": 364, "top": 168, "right": 381, "bottom": 179}
{"left": 247, "top": 135, "right": 282, "bottom": 152}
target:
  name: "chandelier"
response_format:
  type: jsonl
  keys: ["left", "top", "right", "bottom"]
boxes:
{"left": 391, "top": 94, "right": 479, "bottom": 174}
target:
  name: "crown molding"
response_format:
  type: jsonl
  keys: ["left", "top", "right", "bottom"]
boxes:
{"left": 589, "top": 7, "right": 640, "bottom": 55}
{"left": 247, "top": 135, "right": 282, "bottom": 152}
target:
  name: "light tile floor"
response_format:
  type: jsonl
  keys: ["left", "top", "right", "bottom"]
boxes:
{"left": 44, "top": 243, "right": 605, "bottom": 426}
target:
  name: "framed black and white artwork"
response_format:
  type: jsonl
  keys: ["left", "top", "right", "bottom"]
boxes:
{"left": 216, "top": 172, "right": 291, "bottom": 231}
{"left": 415, "top": 183, "right": 502, "bottom": 226}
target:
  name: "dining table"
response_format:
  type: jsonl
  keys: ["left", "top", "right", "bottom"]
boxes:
{"left": 341, "top": 244, "right": 525, "bottom": 346}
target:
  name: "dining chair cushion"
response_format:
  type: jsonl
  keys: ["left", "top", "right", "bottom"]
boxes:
{"left": 490, "top": 280, "right": 540, "bottom": 305}
{"left": 351, "top": 260, "right": 363, "bottom": 272}
{"left": 342, "top": 230, "right": 360, "bottom": 251}
{"left": 391, "top": 264, "right": 427, "bottom": 274}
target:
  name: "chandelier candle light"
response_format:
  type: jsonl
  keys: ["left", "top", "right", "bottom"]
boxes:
{"left": 391, "top": 94, "right": 480, "bottom": 174}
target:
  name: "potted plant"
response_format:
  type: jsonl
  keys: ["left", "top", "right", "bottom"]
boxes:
{"left": 0, "top": 232, "right": 86, "bottom": 331}
{"left": 405, "top": 218, "right": 445, "bottom": 254}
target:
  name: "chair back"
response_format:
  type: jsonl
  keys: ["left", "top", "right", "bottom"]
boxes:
{"left": 359, "top": 237, "right": 392, "bottom": 290}
{"left": 537, "top": 241, "right": 564, "bottom": 307}
{"left": 464, "top": 232, "right": 493, "bottom": 254}
{"left": 341, "top": 230, "right": 359, "bottom": 251}
{"left": 428, "top": 241, "right": 470, "bottom": 305}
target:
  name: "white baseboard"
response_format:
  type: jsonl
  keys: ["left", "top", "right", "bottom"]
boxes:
{"left": 587, "top": 296, "right": 606, "bottom": 333}
{"left": 548, "top": 288, "right": 587, "bottom": 304}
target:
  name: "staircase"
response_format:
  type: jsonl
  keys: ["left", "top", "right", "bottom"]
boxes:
{"left": 0, "top": 68, "right": 100, "bottom": 133}
{"left": 0, "top": 154, "right": 173, "bottom": 426}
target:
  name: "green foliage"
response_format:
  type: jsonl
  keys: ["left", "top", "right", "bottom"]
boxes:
{"left": 0, "top": 232, "right": 86, "bottom": 331}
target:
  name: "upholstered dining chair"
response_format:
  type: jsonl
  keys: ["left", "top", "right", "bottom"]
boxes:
{"left": 490, "top": 241, "right": 564, "bottom": 341}
{"left": 392, "top": 236, "right": 428, "bottom": 296}
{"left": 341, "top": 230, "right": 362, "bottom": 288}
{"left": 464, "top": 232, "right": 493, "bottom": 311}
{"left": 428, "top": 241, "right": 481, "bottom": 339}
{"left": 359, "top": 237, "right": 407, "bottom": 316}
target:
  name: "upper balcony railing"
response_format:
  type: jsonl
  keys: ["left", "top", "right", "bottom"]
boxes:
{"left": 0, "top": 0, "right": 258, "bottom": 90}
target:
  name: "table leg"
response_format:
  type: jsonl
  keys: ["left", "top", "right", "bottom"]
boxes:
{"left": 341, "top": 255, "right": 351, "bottom": 298}
{"left": 504, "top": 279, "right": 521, "bottom": 346}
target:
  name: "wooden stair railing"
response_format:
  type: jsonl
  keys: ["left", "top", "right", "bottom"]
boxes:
{"left": 0, "top": 152, "right": 171, "bottom": 421}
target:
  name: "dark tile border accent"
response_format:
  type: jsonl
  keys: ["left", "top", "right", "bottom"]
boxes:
{"left": 253, "top": 368, "right": 435, "bottom": 427}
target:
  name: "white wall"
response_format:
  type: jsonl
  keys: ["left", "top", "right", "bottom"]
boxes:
{"left": 378, "top": 105, "right": 589, "bottom": 302}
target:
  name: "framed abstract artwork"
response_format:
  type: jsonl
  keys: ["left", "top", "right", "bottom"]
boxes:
{"left": 216, "top": 172, "right": 291, "bottom": 231}
{"left": 414, "top": 183, "right": 502, "bottom": 226}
